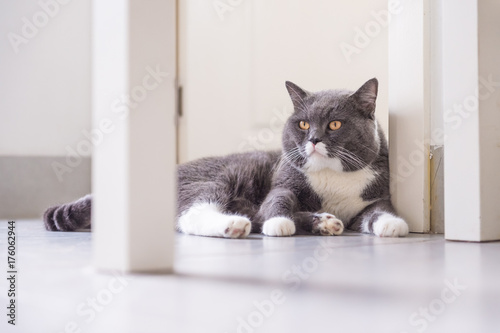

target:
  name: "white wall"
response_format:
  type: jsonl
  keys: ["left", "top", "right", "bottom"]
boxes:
{"left": 0, "top": 0, "right": 91, "bottom": 218}
{"left": 179, "top": 0, "right": 390, "bottom": 162}
{"left": 1, "top": 0, "right": 388, "bottom": 161}
{"left": 0, "top": 0, "right": 90, "bottom": 156}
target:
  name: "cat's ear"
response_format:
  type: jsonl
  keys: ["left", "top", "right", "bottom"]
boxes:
{"left": 350, "top": 78, "right": 378, "bottom": 119}
{"left": 285, "top": 81, "right": 310, "bottom": 110}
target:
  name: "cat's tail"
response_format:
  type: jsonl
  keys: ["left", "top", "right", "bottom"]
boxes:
{"left": 43, "top": 194, "right": 92, "bottom": 231}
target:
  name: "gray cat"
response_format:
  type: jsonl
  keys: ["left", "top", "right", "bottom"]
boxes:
{"left": 44, "top": 78, "right": 409, "bottom": 238}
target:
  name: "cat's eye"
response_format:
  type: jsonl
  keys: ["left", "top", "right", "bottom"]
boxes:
{"left": 299, "top": 121, "right": 310, "bottom": 130}
{"left": 329, "top": 121, "right": 342, "bottom": 130}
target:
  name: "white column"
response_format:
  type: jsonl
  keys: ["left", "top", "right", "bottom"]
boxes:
{"left": 442, "top": 0, "right": 500, "bottom": 241}
{"left": 388, "top": 0, "right": 431, "bottom": 233}
{"left": 92, "top": 0, "right": 177, "bottom": 271}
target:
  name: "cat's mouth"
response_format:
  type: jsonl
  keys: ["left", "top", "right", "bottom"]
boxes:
{"left": 305, "top": 141, "right": 328, "bottom": 158}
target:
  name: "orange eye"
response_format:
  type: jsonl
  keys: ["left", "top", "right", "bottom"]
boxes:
{"left": 299, "top": 121, "right": 310, "bottom": 130}
{"left": 329, "top": 121, "right": 342, "bottom": 130}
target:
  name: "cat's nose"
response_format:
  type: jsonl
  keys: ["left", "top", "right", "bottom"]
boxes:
{"left": 309, "top": 138, "right": 322, "bottom": 145}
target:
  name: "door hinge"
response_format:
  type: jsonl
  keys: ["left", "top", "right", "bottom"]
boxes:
{"left": 177, "top": 85, "right": 183, "bottom": 117}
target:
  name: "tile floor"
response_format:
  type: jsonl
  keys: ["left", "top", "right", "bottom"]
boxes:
{"left": 1, "top": 220, "right": 499, "bottom": 333}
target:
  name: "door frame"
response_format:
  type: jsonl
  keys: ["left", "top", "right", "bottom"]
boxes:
{"left": 388, "top": 0, "right": 431, "bottom": 233}
{"left": 92, "top": 0, "right": 177, "bottom": 272}
{"left": 389, "top": 0, "right": 500, "bottom": 242}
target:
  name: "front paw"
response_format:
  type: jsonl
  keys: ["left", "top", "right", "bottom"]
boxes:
{"left": 262, "top": 217, "right": 296, "bottom": 237}
{"left": 223, "top": 216, "right": 252, "bottom": 239}
{"left": 312, "top": 213, "right": 344, "bottom": 236}
{"left": 373, "top": 214, "right": 409, "bottom": 237}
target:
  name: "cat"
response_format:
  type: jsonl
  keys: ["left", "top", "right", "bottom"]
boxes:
{"left": 44, "top": 78, "right": 409, "bottom": 238}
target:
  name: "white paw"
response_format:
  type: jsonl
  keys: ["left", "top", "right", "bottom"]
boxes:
{"left": 223, "top": 216, "right": 251, "bottom": 239}
{"left": 373, "top": 214, "right": 409, "bottom": 237}
{"left": 262, "top": 217, "right": 296, "bottom": 237}
{"left": 313, "top": 213, "right": 344, "bottom": 236}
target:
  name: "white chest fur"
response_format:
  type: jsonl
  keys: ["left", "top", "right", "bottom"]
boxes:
{"left": 304, "top": 163, "right": 377, "bottom": 222}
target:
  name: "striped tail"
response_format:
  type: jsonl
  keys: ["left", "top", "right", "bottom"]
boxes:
{"left": 43, "top": 194, "right": 92, "bottom": 231}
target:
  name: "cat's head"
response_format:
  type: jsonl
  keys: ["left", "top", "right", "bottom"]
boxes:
{"left": 282, "top": 78, "right": 382, "bottom": 172}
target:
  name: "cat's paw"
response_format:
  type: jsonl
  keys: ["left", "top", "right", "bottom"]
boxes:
{"left": 262, "top": 217, "right": 296, "bottom": 237}
{"left": 373, "top": 214, "right": 409, "bottom": 237}
{"left": 223, "top": 216, "right": 252, "bottom": 239}
{"left": 312, "top": 213, "right": 344, "bottom": 236}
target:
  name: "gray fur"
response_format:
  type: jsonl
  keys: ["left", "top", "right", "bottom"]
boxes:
{"left": 44, "top": 194, "right": 91, "bottom": 231}
{"left": 43, "top": 78, "right": 404, "bottom": 236}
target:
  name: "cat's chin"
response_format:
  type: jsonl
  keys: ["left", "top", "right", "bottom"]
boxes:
{"left": 303, "top": 155, "right": 344, "bottom": 173}
{"left": 309, "top": 150, "right": 326, "bottom": 158}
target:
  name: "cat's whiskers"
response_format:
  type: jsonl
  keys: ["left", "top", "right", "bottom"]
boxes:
{"left": 334, "top": 148, "right": 365, "bottom": 170}
{"left": 336, "top": 146, "right": 361, "bottom": 159}
{"left": 285, "top": 148, "right": 304, "bottom": 165}
{"left": 284, "top": 149, "right": 303, "bottom": 166}
{"left": 360, "top": 144, "right": 380, "bottom": 156}
{"left": 329, "top": 151, "right": 351, "bottom": 169}
{"left": 337, "top": 147, "right": 368, "bottom": 167}
{"left": 336, "top": 151, "right": 365, "bottom": 170}
{"left": 335, "top": 155, "right": 361, "bottom": 171}
{"left": 273, "top": 147, "right": 303, "bottom": 175}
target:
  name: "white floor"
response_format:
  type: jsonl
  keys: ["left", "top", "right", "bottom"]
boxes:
{"left": 1, "top": 220, "right": 499, "bottom": 333}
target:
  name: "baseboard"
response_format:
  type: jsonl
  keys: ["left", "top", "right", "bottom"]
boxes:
{"left": 0, "top": 156, "right": 91, "bottom": 219}
{"left": 430, "top": 146, "right": 444, "bottom": 234}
